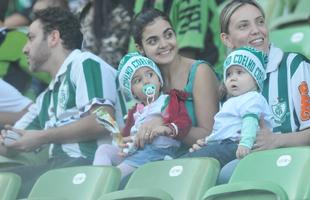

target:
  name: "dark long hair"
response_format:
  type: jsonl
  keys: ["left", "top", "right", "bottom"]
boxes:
{"left": 131, "top": 8, "right": 173, "bottom": 47}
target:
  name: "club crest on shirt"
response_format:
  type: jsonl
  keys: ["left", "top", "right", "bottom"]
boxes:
{"left": 59, "top": 83, "right": 69, "bottom": 110}
{"left": 271, "top": 101, "right": 288, "bottom": 124}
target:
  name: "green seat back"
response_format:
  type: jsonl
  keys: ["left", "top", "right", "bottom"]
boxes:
{"left": 283, "top": 0, "right": 299, "bottom": 13}
{"left": 294, "top": 0, "right": 310, "bottom": 13}
{"left": 99, "top": 158, "right": 220, "bottom": 200}
{"left": 270, "top": 24, "right": 310, "bottom": 59}
{"left": 203, "top": 147, "right": 310, "bottom": 200}
{"left": 0, "top": 172, "right": 21, "bottom": 200}
{"left": 0, "top": 145, "right": 49, "bottom": 169}
{"left": 269, "top": 0, "right": 309, "bottom": 29}
{"left": 28, "top": 166, "right": 121, "bottom": 200}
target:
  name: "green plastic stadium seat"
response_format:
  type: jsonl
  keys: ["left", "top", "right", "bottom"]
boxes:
{"left": 270, "top": 24, "right": 310, "bottom": 59}
{"left": 270, "top": 13, "right": 309, "bottom": 30}
{"left": 0, "top": 172, "right": 21, "bottom": 200}
{"left": 294, "top": 0, "right": 310, "bottom": 13}
{"left": 0, "top": 155, "right": 26, "bottom": 168}
{"left": 0, "top": 145, "right": 49, "bottom": 169}
{"left": 98, "top": 158, "right": 220, "bottom": 200}
{"left": 270, "top": 0, "right": 310, "bottom": 29}
{"left": 282, "top": 0, "right": 299, "bottom": 13}
{"left": 269, "top": 0, "right": 310, "bottom": 59}
{"left": 202, "top": 147, "right": 310, "bottom": 200}
{"left": 27, "top": 166, "right": 121, "bottom": 200}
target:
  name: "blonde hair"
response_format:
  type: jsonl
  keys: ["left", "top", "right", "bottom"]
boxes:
{"left": 220, "top": 0, "right": 265, "bottom": 33}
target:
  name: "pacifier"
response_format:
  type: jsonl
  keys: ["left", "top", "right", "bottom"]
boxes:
{"left": 142, "top": 84, "right": 157, "bottom": 105}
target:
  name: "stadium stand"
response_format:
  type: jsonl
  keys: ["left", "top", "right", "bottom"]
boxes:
{"left": 202, "top": 147, "right": 310, "bottom": 200}
{"left": 27, "top": 166, "right": 121, "bottom": 200}
{"left": 269, "top": 0, "right": 310, "bottom": 58}
{"left": 257, "top": 0, "right": 286, "bottom": 27}
{"left": 98, "top": 158, "right": 220, "bottom": 200}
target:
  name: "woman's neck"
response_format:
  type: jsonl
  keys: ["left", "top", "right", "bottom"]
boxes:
{"left": 160, "top": 55, "right": 192, "bottom": 92}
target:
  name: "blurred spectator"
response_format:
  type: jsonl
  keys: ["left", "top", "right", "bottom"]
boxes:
{"left": 0, "top": 0, "right": 9, "bottom": 26}
{"left": 4, "top": 0, "right": 35, "bottom": 28}
{"left": 79, "top": 0, "right": 133, "bottom": 68}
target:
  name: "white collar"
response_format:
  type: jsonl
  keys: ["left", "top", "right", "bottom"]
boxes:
{"left": 48, "top": 49, "right": 81, "bottom": 90}
{"left": 266, "top": 43, "right": 284, "bottom": 73}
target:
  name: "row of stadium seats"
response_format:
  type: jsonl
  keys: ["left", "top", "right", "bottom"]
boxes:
{"left": 0, "top": 147, "right": 309, "bottom": 200}
{"left": 258, "top": 0, "right": 310, "bottom": 58}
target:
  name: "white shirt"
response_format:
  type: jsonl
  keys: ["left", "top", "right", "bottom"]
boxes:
{"left": 0, "top": 79, "right": 31, "bottom": 112}
{"left": 208, "top": 91, "right": 274, "bottom": 142}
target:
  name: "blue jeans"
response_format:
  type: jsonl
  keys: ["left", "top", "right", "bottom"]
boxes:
{"left": 123, "top": 144, "right": 179, "bottom": 167}
{"left": 181, "top": 139, "right": 238, "bottom": 167}
{"left": 217, "top": 159, "right": 239, "bottom": 184}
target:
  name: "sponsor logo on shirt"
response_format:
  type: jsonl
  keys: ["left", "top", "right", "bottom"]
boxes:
{"left": 298, "top": 81, "right": 310, "bottom": 121}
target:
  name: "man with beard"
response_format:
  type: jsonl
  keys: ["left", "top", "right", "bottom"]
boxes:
{"left": 0, "top": 7, "right": 123, "bottom": 198}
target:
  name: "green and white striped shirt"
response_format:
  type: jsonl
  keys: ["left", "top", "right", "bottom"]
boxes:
{"left": 15, "top": 50, "right": 124, "bottom": 160}
{"left": 263, "top": 45, "right": 310, "bottom": 133}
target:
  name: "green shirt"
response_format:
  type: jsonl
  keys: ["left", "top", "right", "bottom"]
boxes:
{"left": 262, "top": 45, "right": 310, "bottom": 133}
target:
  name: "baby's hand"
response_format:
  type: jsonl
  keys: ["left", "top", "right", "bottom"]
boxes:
{"left": 236, "top": 145, "right": 250, "bottom": 159}
{"left": 189, "top": 138, "right": 206, "bottom": 153}
{"left": 118, "top": 136, "right": 136, "bottom": 156}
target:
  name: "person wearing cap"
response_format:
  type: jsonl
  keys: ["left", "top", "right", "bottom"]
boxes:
{"left": 93, "top": 52, "right": 192, "bottom": 178}
{"left": 217, "top": 0, "right": 310, "bottom": 184}
{"left": 183, "top": 46, "right": 274, "bottom": 167}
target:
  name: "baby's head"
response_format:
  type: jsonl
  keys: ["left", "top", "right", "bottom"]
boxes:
{"left": 118, "top": 52, "right": 163, "bottom": 104}
{"left": 223, "top": 46, "right": 267, "bottom": 97}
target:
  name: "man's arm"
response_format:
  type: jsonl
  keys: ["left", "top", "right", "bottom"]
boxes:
{"left": 253, "top": 128, "right": 310, "bottom": 151}
{"left": 5, "top": 105, "right": 114, "bottom": 152}
{"left": 44, "top": 105, "right": 114, "bottom": 144}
